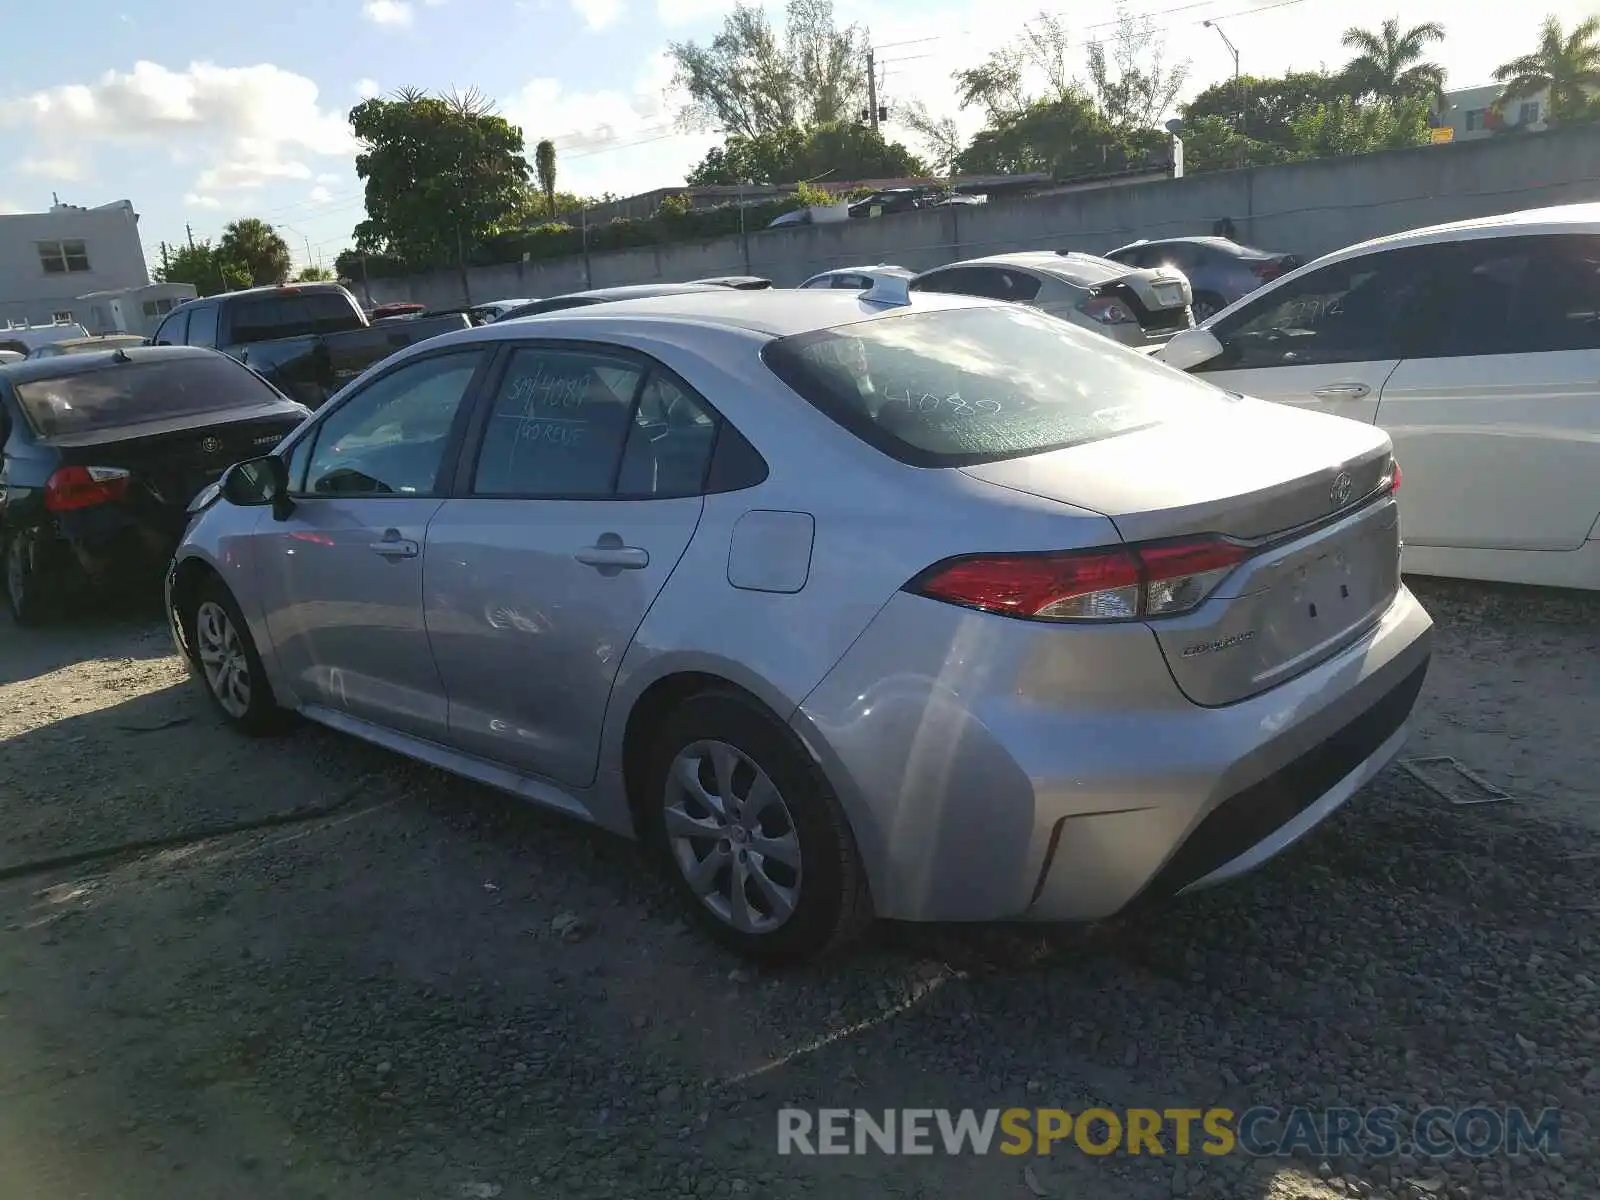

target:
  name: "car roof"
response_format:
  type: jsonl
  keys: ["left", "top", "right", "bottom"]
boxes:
{"left": 1318, "top": 201, "right": 1600, "bottom": 264}
{"left": 404, "top": 287, "right": 998, "bottom": 348}
{"left": 934, "top": 250, "right": 1132, "bottom": 287}
{"left": 0, "top": 343, "right": 220, "bottom": 384}
{"left": 45, "top": 334, "right": 146, "bottom": 347}
{"left": 809, "top": 265, "right": 912, "bottom": 277}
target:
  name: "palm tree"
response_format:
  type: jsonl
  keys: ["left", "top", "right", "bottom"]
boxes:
{"left": 1340, "top": 17, "right": 1448, "bottom": 103}
{"left": 534, "top": 139, "right": 558, "bottom": 217}
{"left": 1494, "top": 14, "right": 1600, "bottom": 124}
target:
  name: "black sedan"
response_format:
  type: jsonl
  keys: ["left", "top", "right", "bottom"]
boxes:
{"left": 1, "top": 345, "right": 309, "bottom": 624}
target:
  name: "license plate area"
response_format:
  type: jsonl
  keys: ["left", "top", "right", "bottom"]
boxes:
{"left": 1152, "top": 282, "right": 1184, "bottom": 308}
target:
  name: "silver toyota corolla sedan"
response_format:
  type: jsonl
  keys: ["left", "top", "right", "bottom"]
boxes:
{"left": 165, "top": 283, "right": 1433, "bottom": 962}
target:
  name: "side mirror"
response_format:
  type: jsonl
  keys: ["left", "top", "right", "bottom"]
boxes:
{"left": 1159, "top": 327, "right": 1225, "bottom": 373}
{"left": 220, "top": 455, "right": 293, "bottom": 519}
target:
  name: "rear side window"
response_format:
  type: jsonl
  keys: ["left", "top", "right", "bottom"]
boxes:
{"left": 1416, "top": 234, "right": 1600, "bottom": 358}
{"left": 228, "top": 292, "right": 363, "bottom": 343}
{"left": 14, "top": 355, "right": 285, "bottom": 439}
{"left": 761, "top": 304, "right": 1231, "bottom": 467}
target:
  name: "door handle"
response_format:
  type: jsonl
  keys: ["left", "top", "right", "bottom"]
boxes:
{"left": 369, "top": 531, "right": 420, "bottom": 558}
{"left": 1311, "top": 382, "right": 1372, "bottom": 400}
{"left": 574, "top": 545, "right": 649, "bottom": 570}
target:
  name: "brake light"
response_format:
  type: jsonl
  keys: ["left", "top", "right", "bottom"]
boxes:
{"left": 908, "top": 536, "right": 1252, "bottom": 622}
{"left": 1388, "top": 461, "right": 1402, "bottom": 495}
{"left": 1080, "top": 295, "right": 1138, "bottom": 325}
{"left": 1253, "top": 256, "right": 1295, "bottom": 282}
{"left": 44, "top": 465, "right": 131, "bottom": 512}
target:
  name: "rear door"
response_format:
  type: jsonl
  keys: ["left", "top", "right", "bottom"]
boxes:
{"left": 1376, "top": 233, "right": 1600, "bottom": 551}
{"left": 1189, "top": 246, "right": 1440, "bottom": 425}
{"left": 423, "top": 342, "right": 712, "bottom": 788}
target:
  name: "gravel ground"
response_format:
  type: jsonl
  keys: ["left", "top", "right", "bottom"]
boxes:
{"left": 0, "top": 580, "right": 1596, "bottom": 1200}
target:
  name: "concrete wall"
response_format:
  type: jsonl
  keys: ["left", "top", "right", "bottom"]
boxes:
{"left": 364, "top": 126, "right": 1600, "bottom": 309}
{"left": 0, "top": 201, "right": 151, "bottom": 328}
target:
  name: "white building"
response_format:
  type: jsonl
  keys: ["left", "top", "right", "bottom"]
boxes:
{"left": 1437, "top": 84, "right": 1549, "bottom": 141}
{"left": 0, "top": 197, "right": 152, "bottom": 330}
{"left": 74, "top": 283, "right": 198, "bottom": 337}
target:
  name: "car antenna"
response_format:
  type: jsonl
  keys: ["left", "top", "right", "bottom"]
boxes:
{"left": 860, "top": 275, "right": 912, "bottom": 308}
{"left": 111, "top": 347, "right": 132, "bottom": 363}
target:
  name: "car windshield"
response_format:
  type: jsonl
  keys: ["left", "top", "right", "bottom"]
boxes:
{"left": 14, "top": 355, "right": 284, "bottom": 438}
{"left": 761, "top": 303, "right": 1231, "bottom": 467}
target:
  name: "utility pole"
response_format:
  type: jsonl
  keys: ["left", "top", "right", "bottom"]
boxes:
{"left": 867, "top": 49, "right": 879, "bottom": 131}
{"left": 185, "top": 223, "right": 195, "bottom": 251}
{"left": 1204, "top": 20, "right": 1244, "bottom": 144}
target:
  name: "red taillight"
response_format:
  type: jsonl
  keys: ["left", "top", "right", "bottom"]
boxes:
{"left": 908, "top": 536, "right": 1252, "bottom": 622}
{"left": 44, "top": 465, "right": 131, "bottom": 512}
{"left": 1389, "top": 461, "right": 1402, "bottom": 495}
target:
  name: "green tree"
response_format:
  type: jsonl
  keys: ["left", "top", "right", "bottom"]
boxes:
{"left": 1183, "top": 70, "right": 1349, "bottom": 150}
{"left": 294, "top": 264, "right": 335, "bottom": 282}
{"left": 218, "top": 218, "right": 293, "bottom": 286}
{"left": 351, "top": 87, "right": 531, "bottom": 270}
{"left": 1494, "top": 14, "right": 1600, "bottom": 124}
{"left": 534, "top": 139, "right": 558, "bottom": 216}
{"left": 955, "top": 95, "right": 1117, "bottom": 177}
{"left": 1084, "top": 12, "right": 1190, "bottom": 133}
{"left": 1177, "top": 113, "right": 1291, "bottom": 173}
{"left": 685, "top": 123, "right": 924, "bottom": 185}
{"left": 153, "top": 239, "right": 248, "bottom": 296}
{"left": 1287, "top": 94, "right": 1432, "bottom": 158}
{"left": 669, "top": 0, "right": 868, "bottom": 136}
{"left": 1340, "top": 18, "right": 1448, "bottom": 103}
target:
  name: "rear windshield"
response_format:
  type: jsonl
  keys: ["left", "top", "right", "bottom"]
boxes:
{"left": 15, "top": 355, "right": 284, "bottom": 438}
{"left": 761, "top": 304, "right": 1228, "bottom": 467}
{"left": 229, "top": 291, "right": 363, "bottom": 342}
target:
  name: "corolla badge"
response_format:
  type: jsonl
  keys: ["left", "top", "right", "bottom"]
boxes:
{"left": 1329, "top": 470, "right": 1353, "bottom": 507}
{"left": 1181, "top": 630, "right": 1258, "bottom": 657}
{"left": 201, "top": 436, "right": 224, "bottom": 454}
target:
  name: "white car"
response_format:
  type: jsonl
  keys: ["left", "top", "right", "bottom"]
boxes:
{"left": 797, "top": 265, "right": 913, "bottom": 291}
{"left": 1158, "top": 203, "right": 1600, "bottom": 591}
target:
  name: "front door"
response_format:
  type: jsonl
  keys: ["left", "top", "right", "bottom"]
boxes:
{"left": 254, "top": 347, "right": 490, "bottom": 739}
{"left": 425, "top": 345, "right": 716, "bottom": 788}
{"left": 1190, "top": 246, "right": 1440, "bottom": 426}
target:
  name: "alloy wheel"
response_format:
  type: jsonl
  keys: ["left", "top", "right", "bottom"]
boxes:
{"left": 195, "top": 600, "right": 252, "bottom": 719}
{"left": 1192, "top": 297, "right": 1221, "bottom": 323}
{"left": 663, "top": 739, "right": 803, "bottom": 935}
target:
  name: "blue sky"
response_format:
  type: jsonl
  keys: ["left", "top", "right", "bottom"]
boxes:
{"left": 0, "top": 0, "right": 1586, "bottom": 275}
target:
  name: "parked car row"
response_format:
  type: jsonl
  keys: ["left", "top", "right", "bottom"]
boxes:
{"left": 2, "top": 202, "right": 1593, "bottom": 966}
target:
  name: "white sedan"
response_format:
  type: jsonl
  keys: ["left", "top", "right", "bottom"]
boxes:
{"left": 1158, "top": 202, "right": 1600, "bottom": 591}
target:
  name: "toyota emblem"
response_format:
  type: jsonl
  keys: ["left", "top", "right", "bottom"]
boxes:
{"left": 201, "top": 436, "right": 223, "bottom": 454}
{"left": 1330, "top": 470, "right": 1353, "bottom": 507}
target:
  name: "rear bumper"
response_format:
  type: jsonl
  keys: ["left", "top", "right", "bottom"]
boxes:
{"left": 43, "top": 508, "right": 184, "bottom": 585}
{"left": 793, "top": 584, "right": 1433, "bottom": 923}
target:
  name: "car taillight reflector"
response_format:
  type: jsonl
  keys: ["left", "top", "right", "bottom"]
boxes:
{"left": 908, "top": 536, "right": 1252, "bottom": 622}
{"left": 44, "top": 465, "right": 131, "bottom": 512}
{"left": 1389, "top": 461, "right": 1402, "bottom": 495}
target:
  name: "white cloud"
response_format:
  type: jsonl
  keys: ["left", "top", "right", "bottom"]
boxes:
{"left": 362, "top": 0, "right": 413, "bottom": 26}
{"left": 183, "top": 192, "right": 221, "bottom": 209}
{"left": 354, "top": 78, "right": 382, "bottom": 99}
{"left": 0, "top": 198, "right": 25, "bottom": 214}
{"left": 655, "top": 0, "right": 737, "bottom": 24}
{"left": 504, "top": 52, "right": 717, "bottom": 194}
{"left": 308, "top": 185, "right": 334, "bottom": 204}
{"left": 572, "top": 0, "right": 622, "bottom": 30}
{"left": 19, "top": 156, "right": 89, "bottom": 182}
{"left": 316, "top": 172, "right": 343, "bottom": 184}
{"left": 0, "top": 60, "right": 355, "bottom": 200}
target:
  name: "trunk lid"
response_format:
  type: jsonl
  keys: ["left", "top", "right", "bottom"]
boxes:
{"left": 50, "top": 405, "right": 305, "bottom": 514}
{"left": 962, "top": 399, "right": 1400, "bottom": 704}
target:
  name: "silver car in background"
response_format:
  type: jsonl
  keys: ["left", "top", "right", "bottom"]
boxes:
{"left": 909, "top": 250, "right": 1195, "bottom": 347}
{"left": 166, "top": 286, "right": 1432, "bottom": 962}
{"left": 797, "top": 265, "right": 914, "bottom": 291}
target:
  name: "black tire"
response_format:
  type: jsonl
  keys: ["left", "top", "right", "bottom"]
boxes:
{"left": 4, "top": 531, "right": 52, "bottom": 627}
{"left": 643, "top": 690, "right": 872, "bottom": 963}
{"left": 186, "top": 578, "right": 293, "bottom": 735}
{"left": 1191, "top": 292, "right": 1226, "bottom": 324}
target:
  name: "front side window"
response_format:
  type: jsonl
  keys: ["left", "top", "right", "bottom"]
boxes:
{"left": 1206, "top": 247, "right": 1437, "bottom": 370}
{"left": 153, "top": 310, "right": 190, "bottom": 346}
{"left": 300, "top": 350, "right": 485, "bottom": 497}
{"left": 472, "top": 347, "right": 644, "bottom": 497}
{"left": 762, "top": 303, "right": 1235, "bottom": 468}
